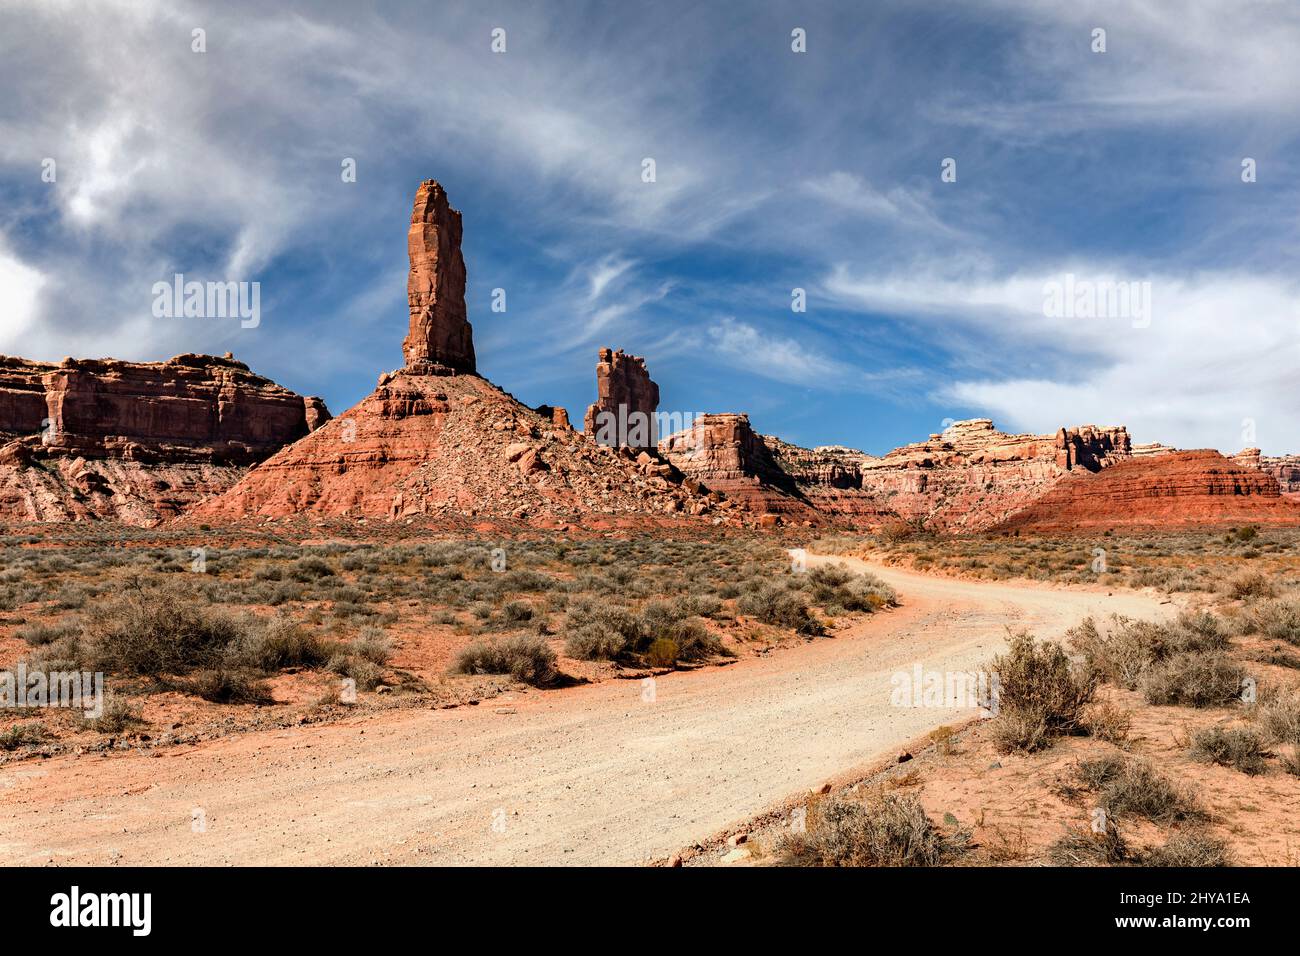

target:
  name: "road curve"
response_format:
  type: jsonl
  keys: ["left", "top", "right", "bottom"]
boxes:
{"left": 0, "top": 556, "right": 1174, "bottom": 866}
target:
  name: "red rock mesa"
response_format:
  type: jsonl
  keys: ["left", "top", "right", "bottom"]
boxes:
{"left": 0, "top": 353, "right": 327, "bottom": 524}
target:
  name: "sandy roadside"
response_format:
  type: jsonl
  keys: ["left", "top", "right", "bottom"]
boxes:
{"left": 0, "top": 555, "right": 1176, "bottom": 866}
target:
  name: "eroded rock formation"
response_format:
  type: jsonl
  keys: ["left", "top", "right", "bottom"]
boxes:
{"left": 196, "top": 185, "right": 714, "bottom": 527}
{"left": 0, "top": 353, "right": 328, "bottom": 524}
{"left": 996, "top": 450, "right": 1300, "bottom": 531}
{"left": 583, "top": 349, "right": 660, "bottom": 450}
{"left": 1234, "top": 448, "right": 1300, "bottom": 498}
{"left": 662, "top": 417, "right": 1149, "bottom": 530}
{"left": 402, "top": 180, "right": 476, "bottom": 373}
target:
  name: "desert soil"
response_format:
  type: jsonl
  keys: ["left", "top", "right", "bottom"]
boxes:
{"left": 0, "top": 555, "right": 1174, "bottom": 866}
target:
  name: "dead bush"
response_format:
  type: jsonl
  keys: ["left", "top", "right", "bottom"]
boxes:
{"left": 776, "top": 793, "right": 968, "bottom": 867}
{"left": 451, "top": 634, "right": 558, "bottom": 687}
{"left": 1189, "top": 725, "right": 1269, "bottom": 775}
{"left": 988, "top": 631, "right": 1095, "bottom": 752}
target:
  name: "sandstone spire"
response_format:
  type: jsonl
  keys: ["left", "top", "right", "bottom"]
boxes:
{"left": 583, "top": 348, "right": 660, "bottom": 450}
{"left": 402, "top": 180, "right": 476, "bottom": 373}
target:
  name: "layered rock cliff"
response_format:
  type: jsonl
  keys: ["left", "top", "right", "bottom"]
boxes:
{"left": 1234, "top": 448, "right": 1300, "bottom": 498}
{"left": 0, "top": 353, "right": 328, "bottom": 524}
{"left": 662, "top": 416, "right": 1138, "bottom": 530}
{"left": 996, "top": 450, "right": 1300, "bottom": 531}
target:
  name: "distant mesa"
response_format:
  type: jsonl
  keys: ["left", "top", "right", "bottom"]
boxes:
{"left": 0, "top": 353, "right": 328, "bottom": 524}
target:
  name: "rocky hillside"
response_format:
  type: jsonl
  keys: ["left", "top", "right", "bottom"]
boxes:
{"left": 0, "top": 353, "right": 328, "bottom": 524}
{"left": 194, "top": 182, "right": 717, "bottom": 528}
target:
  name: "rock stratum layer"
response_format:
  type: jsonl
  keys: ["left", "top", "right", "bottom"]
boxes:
{"left": 995, "top": 450, "right": 1300, "bottom": 531}
{"left": 0, "top": 354, "right": 328, "bottom": 524}
{"left": 402, "top": 180, "right": 475, "bottom": 373}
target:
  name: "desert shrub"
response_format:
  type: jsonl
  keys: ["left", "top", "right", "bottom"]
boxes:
{"left": 776, "top": 793, "right": 967, "bottom": 867}
{"left": 289, "top": 556, "right": 335, "bottom": 582}
{"left": 1246, "top": 598, "right": 1300, "bottom": 644}
{"left": 502, "top": 600, "right": 535, "bottom": 623}
{"left": 1081, "top": 700, "right": 1132, "bottom": 746}
{"left": 15, "top": 619, "right": 80, "bottom": 647}
{"left": 0, "top": 722, "right": 48, "bottom": 750}
{"left": 565, "top": 599, "right": 644, "bottom": 649}
{"left": 806, "top": 564, "right": 898, "bottom": 612}
{"left": 564, "top": 622, "right": 626, "bottom": 660}
{"left": 451, "top": 635, "right": 557, "bottom": 687}
{"left": 85, "top": 694, "right": 143, "bottom": 734}
{"left": 228, "top": 618, "right": 334, "bottom": 671}
{"left": 1225, "top": 570, "right": 1276, "bottom": 601}
{"left": 645, "top": 638, "right": 678, "bottom": 668}
{"left": 1073, "top": 756, "right": 1202, "bottom": 823}
{"left": 1049, "top": 823, "right": 1132, "bottom": 866}
{"left": 737, "top": 585, "right": 823, "bottom": 635}
{"left": 1249, "top": 689, "right": 1300, "bottom": 745}
{"left": 352, "top": 627, "right": 393, "bottom": 665}
{"left": 1068, "top": 617, "right": 1156, "bottom": 689}
{"left": 1281, "top": 747, "right": 1300, "bottom": 778}
{"left": 1189, "top": 725, "right": 1268, "bottom": 775}
{"left": 1070, "top": 613, "right": 1229, "bottom": 691}
{"left": 81, "top": 582, "right": 248, "bottom": 676}
{"left": 187, "top": 668, "right": 273, "bottom": 705}
{"left": 664, "top": 617, "right": 724, "bottom": 661}
{"left": 988, "top": 631, "right": 1095, "bottom": 752}
{"left": 1141, "top": 833, "right": 1231, "bottom": 867}
{"left": 1140, "top": 652, "right": 1245, "bottom": 708}
{"left": 501, "top": 569, "right": 557, "bottom": 592}
{"left": 326, "top": 654, "right": 385, "bottom": 691}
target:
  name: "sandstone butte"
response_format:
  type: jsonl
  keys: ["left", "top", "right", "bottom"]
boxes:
{"left": 0, "top": 353, "right": 328, "bottom": 524}
{"left": 4, "top": 176, "right": 1300, "bottom": 533}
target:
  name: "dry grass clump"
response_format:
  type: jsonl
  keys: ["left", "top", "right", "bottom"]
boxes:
{"left": 1140, "top": 652, "right": 1246, "bottom": 708}
{"left": 1080, "top": 700, "right": 1132, "bottom": 746}
{"left": 1224, "top": 569, "right": 1276, "bottom": 601}
{"left": 1070, "top": 755, "right": 1203, "bottom": 823}
{"left": 988, "top": 631, "right": 1095, "bottom": 753}
{"left": 1049, "top": 823, "right": 1132, "bottom": 866}
{"left": 562, "top": 597, "right": 724, "bottom": 666}
{"left": 1141, "top": 832, "right": 1232, "bottom": 866}
{"left": 1242, "top": 597, "right": 1300, "bottom": 645}
{"left": 1069, "top": 612, "right": 1245, "bottom": 708}
{"left": 776, "top": 793, "right": 968, "bottom": 867}
{"left": 451, "top": 634, "right": 558, "bottom": 687}
{"left": 1188, "top": 725, "right": 1269, "bottom": 775}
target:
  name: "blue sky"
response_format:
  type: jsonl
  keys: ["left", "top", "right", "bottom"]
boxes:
{"left": 2, "top": 0, "right": 1299, "bottom": 454}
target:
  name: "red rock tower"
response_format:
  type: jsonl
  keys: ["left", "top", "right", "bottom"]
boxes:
{"left": 402, "top": 180, "right": 476, "bottom": 373}
{"left": 583, "top": 348, "right": 660, "bottom": 450}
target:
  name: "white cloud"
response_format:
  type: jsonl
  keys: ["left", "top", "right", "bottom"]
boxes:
{"left": 802, "top": 171, "right": 958, "bottom": 237}
{"left": 0, "top": 240, "right": 46, "bottom": 349}
{"left": 826, "top": 263, "right": 1300, "bottom": 454}
{"left": 707, "top": 317, "right": 857, "bottom": 388}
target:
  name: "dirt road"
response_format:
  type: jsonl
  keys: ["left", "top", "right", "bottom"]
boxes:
{"left": 0, "top": 557, "right": 1174, "bottom": 866}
